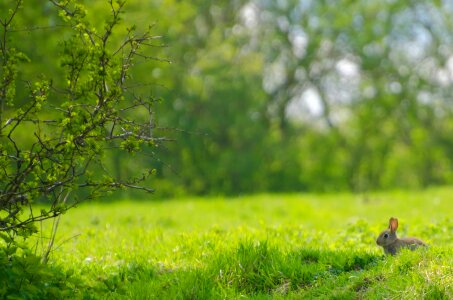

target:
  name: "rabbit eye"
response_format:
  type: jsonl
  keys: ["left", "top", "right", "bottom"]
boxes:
{"left": 384, "top": 233, "right": 389, "bottom": 239}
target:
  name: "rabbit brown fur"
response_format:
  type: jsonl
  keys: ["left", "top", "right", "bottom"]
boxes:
{"left": 376, "top": 217, "right": 426, "bottom": 255}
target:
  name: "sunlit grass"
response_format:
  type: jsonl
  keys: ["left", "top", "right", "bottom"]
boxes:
{"left": 33, "top": 187, "right": 453, "bottom": 298}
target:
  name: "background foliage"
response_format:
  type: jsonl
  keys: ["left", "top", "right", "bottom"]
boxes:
{"left": 3, "top": 0, "right": 453, "bottom": 200}
{"left": 150, "top": 0, "right": 453, "bottom": 196}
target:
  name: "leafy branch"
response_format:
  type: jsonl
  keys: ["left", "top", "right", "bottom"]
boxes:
{"left": 0, "top": 0, "right": 166, "bottom": 249}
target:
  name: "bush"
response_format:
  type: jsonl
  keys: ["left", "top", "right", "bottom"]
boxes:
{"left": 0, "top": 242, "right": 80, "bottom": 299}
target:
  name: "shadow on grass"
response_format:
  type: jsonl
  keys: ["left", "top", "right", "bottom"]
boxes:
{"left": 213, "top": 241, "right": 382, "bottom": 295}
{"left": 33, "top": 241, "right": 449, "bottom": 299}
{"left": 109, "top": 242, "right": 386, "bottom": 299}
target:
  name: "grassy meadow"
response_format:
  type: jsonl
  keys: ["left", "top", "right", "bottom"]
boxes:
{"left": 29, "top": 188, "right": 453, "bottom": 299}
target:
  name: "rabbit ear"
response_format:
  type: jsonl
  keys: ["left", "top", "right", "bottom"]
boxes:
{"left": 389, "top": 217, "right": 398, "bottom": 232}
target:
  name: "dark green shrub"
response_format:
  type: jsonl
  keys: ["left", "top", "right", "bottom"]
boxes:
{"left": 0, "top": 242, "right": 80, "bottom": 299}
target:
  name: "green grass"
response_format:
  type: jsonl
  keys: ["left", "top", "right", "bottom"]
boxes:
{"left": 28, "top": 187, "right": 453, "bottom": 298}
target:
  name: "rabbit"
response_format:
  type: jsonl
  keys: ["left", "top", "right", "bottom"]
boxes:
{"left": 376, "top": 217, "right": 426, "bottom": 255}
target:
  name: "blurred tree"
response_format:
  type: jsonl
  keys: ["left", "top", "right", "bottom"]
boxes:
{"left": 138, "top": 0, "right": 453, "bottom": 195}
{"left": 242, "top": 0, "right": 453, "bottom": 192}
{"left": 148, "top": 1, "right": 286, "bottom": 195}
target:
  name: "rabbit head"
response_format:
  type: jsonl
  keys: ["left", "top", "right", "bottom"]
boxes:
{"left": 376, "top": 217, "right": 399, "bottom": 247}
